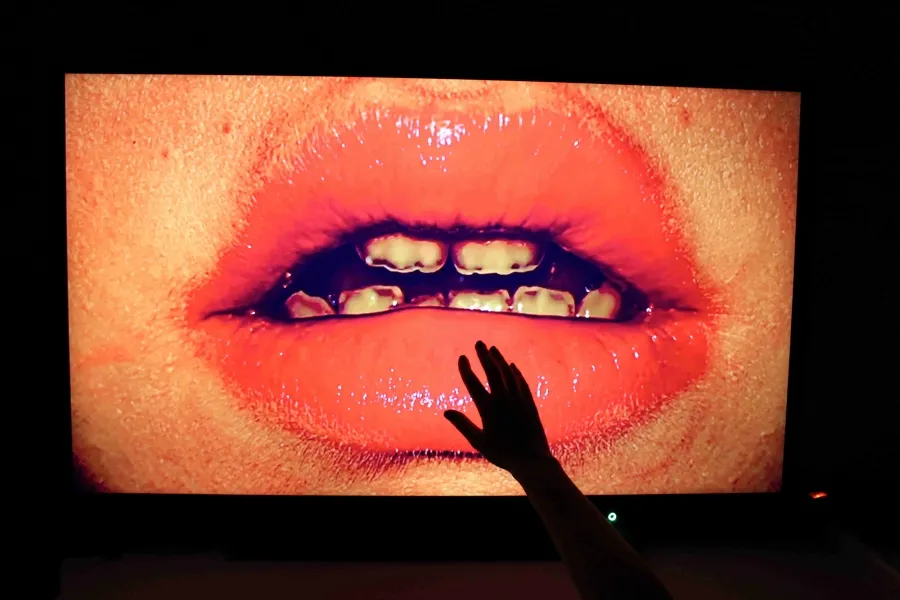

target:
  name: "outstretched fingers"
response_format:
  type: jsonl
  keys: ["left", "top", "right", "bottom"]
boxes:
{"left": 510, "top": 362, "right": 542, "bottom": 422}
{"left": 488, "top": 345, "right": 515, "bottom": 393}
{"left": 458, "top": 355, "right": 490, "bottom": 415}
{"left": 443, "top": 410, "right": 484, "bottom": 452}
{"left": 475, "top": 341, "right": 507, "bottom": 397}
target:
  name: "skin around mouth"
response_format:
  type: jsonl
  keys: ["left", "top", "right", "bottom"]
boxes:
{"left": 186, "top": 107, "right": 717, "bottom": 452}
{"left": 66, "top": 76, "right": 798, "bottom": 495}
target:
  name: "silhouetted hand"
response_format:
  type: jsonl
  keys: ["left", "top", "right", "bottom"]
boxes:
{"left": 444, "top": 341, "right": 555, "bottom": 478}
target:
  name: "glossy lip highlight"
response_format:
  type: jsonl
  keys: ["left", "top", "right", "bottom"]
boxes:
{"left": 186, "top": 105, "right": 716, "bottom": 452}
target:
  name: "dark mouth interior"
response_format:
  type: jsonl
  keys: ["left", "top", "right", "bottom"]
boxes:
{"left": 248, "top": 224, "right": 649, "bottom": 322}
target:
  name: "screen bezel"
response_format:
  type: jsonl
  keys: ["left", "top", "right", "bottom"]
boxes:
{"left": 57, "top": 67, "right": 813, "bottom": 560}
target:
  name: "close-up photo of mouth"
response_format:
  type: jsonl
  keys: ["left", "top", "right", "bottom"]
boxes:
{"left": 185, "top": 104, "right": 715, "bottom": 457}
{"left": 55, "top": 34, "right": 899, "bottom": 596}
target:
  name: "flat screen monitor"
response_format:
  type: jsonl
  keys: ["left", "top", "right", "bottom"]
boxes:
{"left": 66, "top": 76, "right": 799, "bottom": 497}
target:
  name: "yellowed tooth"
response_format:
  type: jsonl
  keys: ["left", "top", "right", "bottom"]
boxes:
{"left": 448, "top": 290, "right": 511, "bottom": 312}
{"left": 358, "top": 234, "right": 447, "bottom": 273}
{"left": 338, "top": 285, "right": 403, "bottom": 315}
{"left": 452, "top": 239, "right": 542, "bottom": 275}
{"left": 285, "top": 291, "right": 335, "bottom": 319}
{"left": 512, "top": 286, "right": 575, "bottom": 317}
{"left": 576, "top": 284, "right": 621, "bottom": 319}
{"left": 409, "top": 293, "right": 445, "bottom": 307}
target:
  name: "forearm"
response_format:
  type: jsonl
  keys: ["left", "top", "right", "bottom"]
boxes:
{"left": 514, "top": 459, "right": 672, "bottom": 600}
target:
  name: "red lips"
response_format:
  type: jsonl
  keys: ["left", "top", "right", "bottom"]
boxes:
{"left": 186, "top": 106, "right": 715, "bottom": 452}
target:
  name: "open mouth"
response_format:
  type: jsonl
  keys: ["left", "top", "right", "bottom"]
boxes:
{"left": 228, "top": 225, "right": 649, "bottom": 323}
{"left": 186, "top": 106, "right": 715, "bottom": 453}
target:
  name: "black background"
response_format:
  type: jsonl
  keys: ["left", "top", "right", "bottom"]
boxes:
{"left": 12, "top": 5, "right": 898, "bottom": 596}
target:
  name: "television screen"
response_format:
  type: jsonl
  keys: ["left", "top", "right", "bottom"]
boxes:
{"left": 66, "top": 76, "right": 799, "bottom": 495}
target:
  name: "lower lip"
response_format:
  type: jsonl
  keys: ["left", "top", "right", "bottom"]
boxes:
{"left": 194, "top": 307, "right": 710, "bottom": 451}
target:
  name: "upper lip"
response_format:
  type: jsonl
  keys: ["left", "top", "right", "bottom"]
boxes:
{"left": 188, "top": 107, "right": 709, "bottom": 321}
{"left": 185, "top": 103, "right": 716, "bottom": 452}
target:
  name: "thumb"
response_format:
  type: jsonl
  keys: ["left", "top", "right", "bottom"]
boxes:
{"left": 443, "top": 410, "right": 484, "bottom": 451}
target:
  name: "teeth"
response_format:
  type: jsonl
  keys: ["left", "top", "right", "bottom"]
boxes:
{"left": 289, "top": 285, "right": 619, "bottom": 319}
{"left": 576, "top": 284, "right": 621, "bottom": 320}
{"left": 448, "top": 290, "right": 511, "bottom": 312}
{"left": 409, "top": 293, "right": 445, "bottom": 307}
{"left": 358, "top": 234, "right": 448, "bottom": 273}
{"left": 339, "top": 285, "right": 403, "bottom": 315}
{"left": 285, "top": 291, "right": 335, "bottom": 319}
{"left": 513, "top": 286, "right": 575, "bottom": 317}
{"left": 452, "top": 239, "right": 542, "bottom": 275}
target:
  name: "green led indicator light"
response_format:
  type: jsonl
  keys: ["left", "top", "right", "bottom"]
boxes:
{"left": 607, "top": 512, "right": 617, "bottom": 522}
